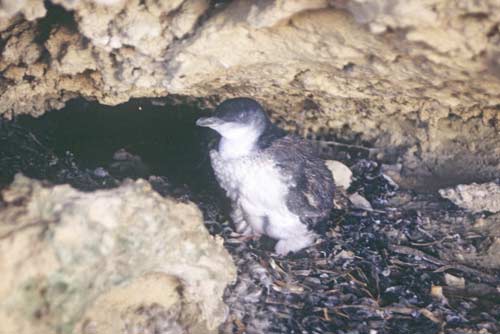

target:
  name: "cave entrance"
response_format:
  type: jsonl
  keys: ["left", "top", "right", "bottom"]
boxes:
{"left": 0, "top": 98, "right": 220, "bottom": 197}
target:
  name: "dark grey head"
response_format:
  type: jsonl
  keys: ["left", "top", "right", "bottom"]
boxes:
{"left": 196, "top": 98, "right": 270, "bottom": 140}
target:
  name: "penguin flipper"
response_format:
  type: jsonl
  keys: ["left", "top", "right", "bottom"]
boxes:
{"left": 265, "top": 135, "right": 335, "bottom": 224}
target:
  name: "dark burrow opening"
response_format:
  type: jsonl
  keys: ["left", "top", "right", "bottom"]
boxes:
{"left": 0, "top": 98, "right": 499, "bottom": 334}
{"left": 0, "top": 98, "right": 217, "bottom": 192}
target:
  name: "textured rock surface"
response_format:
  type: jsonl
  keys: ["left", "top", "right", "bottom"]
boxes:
{"left": 470, "top": 213, "right": 500, "bottom": 269}
{"left": 0, "top": 175, "right": 236, "bottom": 334}
{"left": 439, "top": 181, "right": 500, "bottom": 213}
{"left": 0, "top": 0, "right": 499, "bottom": 189}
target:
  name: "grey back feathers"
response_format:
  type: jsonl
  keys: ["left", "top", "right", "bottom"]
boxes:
{"left": 265, "top": 135, "right": 335, "bottom": 225}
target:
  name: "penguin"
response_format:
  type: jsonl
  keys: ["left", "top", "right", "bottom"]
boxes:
{"left": 196, "top": 97, "right": 334, "bottom": 255}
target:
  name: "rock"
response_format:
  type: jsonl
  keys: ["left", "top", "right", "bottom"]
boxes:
{"left": 444, "top": 273, "right": 465, "bottom": 289}
{"left": 334, "top": 250, "right": 355, "bottom": 260}
{"left": 78, "top": 273, "right": 186, "bottom": 334}
{"left": 473, "top": 213, "right": 500, "bottom": 237}
{"left": 0, "top": 0, "right": 499, "bottom": 189}
{"left": 326, "top": 160, "right": 352, "bottom": 189}
{"left": 466, "top": 214, "right": 500, "bottom": 270}
{"left": 108, "top": 148, "right": 150, "bottom": 179}
{"left": 242, "top": 0, "right": 329, "bottom": 28}
{"left": 0, "top": 175, "right": 236, "bottom": 334}
{"left": 430, "top": 285, "right": 445, "bottom": 301}
{"left": 439, "top": 182, "right": 500, "bottom": 213}
{"left": 349, "top": 192, "right": 373, "bottom": 211}
{"left": 45, "top": 26, "right": 98, "bottom": 76}
{"left": 0, "top": 0, "right": 46, "bottom": 30}
{"left": 463, "top": 237, "right": 500, "bottom": 270}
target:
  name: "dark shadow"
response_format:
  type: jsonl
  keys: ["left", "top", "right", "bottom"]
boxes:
{"left": 1, "top": 98, "right": 219, "bottom": 194}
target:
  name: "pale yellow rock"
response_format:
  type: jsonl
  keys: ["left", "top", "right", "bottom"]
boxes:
{"left": 444, "top": 273, "right": 465, "bottom": 289}
{"left": 243, "top": 0, "right": 329, "bottom": 28}
{"left": 45, "top": 27, "right": 97, "bottom": 75}
{"left": 0, "top": 0, "right": 45, "bottom": 26}
{"left": 349, "top": 192, "right": 373, "bottom": 211}
{"left": 77, "top": 273, "right": 185, "bottom": 334}
{"left": 0, "top": 175, "right": 236, "bottom": 334}
{"left": 326, "top": 160, "right": 352, "bottom": 189}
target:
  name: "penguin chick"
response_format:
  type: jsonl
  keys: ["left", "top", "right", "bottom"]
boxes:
{"left": 197, "top": 98, "right": 334, "bottom": 255}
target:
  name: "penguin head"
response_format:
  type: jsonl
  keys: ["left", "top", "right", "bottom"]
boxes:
{"left": 196, "top": 98, "right": 269, "bottom": 140}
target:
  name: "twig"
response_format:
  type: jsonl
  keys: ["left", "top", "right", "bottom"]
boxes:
{"left": 389, "top": 245, "right": 444, "bottom": 266}
{"left": 410, "top": 235, "right": 454, "bottom": 247}
{"left": 435, "top": 265, "right": 498, "bottom": 285}
{"left": 332, "top": 304, "right": 442, "bottom": 324}
{"left": 390, "top": 245, "right": 499, "bottom": 284}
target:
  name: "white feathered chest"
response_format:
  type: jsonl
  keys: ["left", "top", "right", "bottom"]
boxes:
{"left": 209, "top": 149, "right": 292, "bottom": 217}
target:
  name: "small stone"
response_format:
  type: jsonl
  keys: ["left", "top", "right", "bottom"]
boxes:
{"left": 430, "top": 285, "right": 444, "bottom": 300}
{"left": 473, "top": 213, "right": 500, "bottom": 237}
{"left": 93, "top": 167, "right": 109, "bottom": 177}
{"left": 325, "top": 160, "right": 352, "bottom": 189}
{"left": 444, "top": 273, "right": 465, "bottom": 289}
{"left": 335, "top": 250, "right": 355, "bottom": 260}
{"left": 349, "top": 192, "right": 373, "bottom": 211}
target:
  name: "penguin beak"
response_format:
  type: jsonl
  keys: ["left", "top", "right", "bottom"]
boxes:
{"left": 196, "top": 117, "right": 222, "bottom": 128}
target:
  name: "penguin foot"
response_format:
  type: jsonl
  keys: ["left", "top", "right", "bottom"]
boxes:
{"left": 231, "top": 206, "right": 254, "bottom": 236}
{"left": 234, "top": 219, "right": 254, "bottom": 236}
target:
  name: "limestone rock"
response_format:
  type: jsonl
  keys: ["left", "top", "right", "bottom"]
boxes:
{"left": 236, "top": 0, "right": 330, "bottom": 28}
{"left": 474, "top": 213, "right": 500, "bottom": 237}
{"left": 444, "top": 273, "right": 465, "bottom": 289}
{"left": 78, "top": 273, "right": 186, "bottom": 334}
{"left": 466, "top": 214, "right": 500, "bottom": 269}
{"left": 0, "top": 0, "right": 46, "bottom": 30}
{"left": 439, "top": 182, "right": 500, "bottom": 213}
{"left": 349, "top": 192, "right": 373, "bottom": 211}
{"left": 463, "top": 237, "right": 500, "bottom": 270}
{"left": 0, "top": 175, "right": 236, "bottom": 334}
{"left": 326, "top": 160, "right": 352, "bottom": 189}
